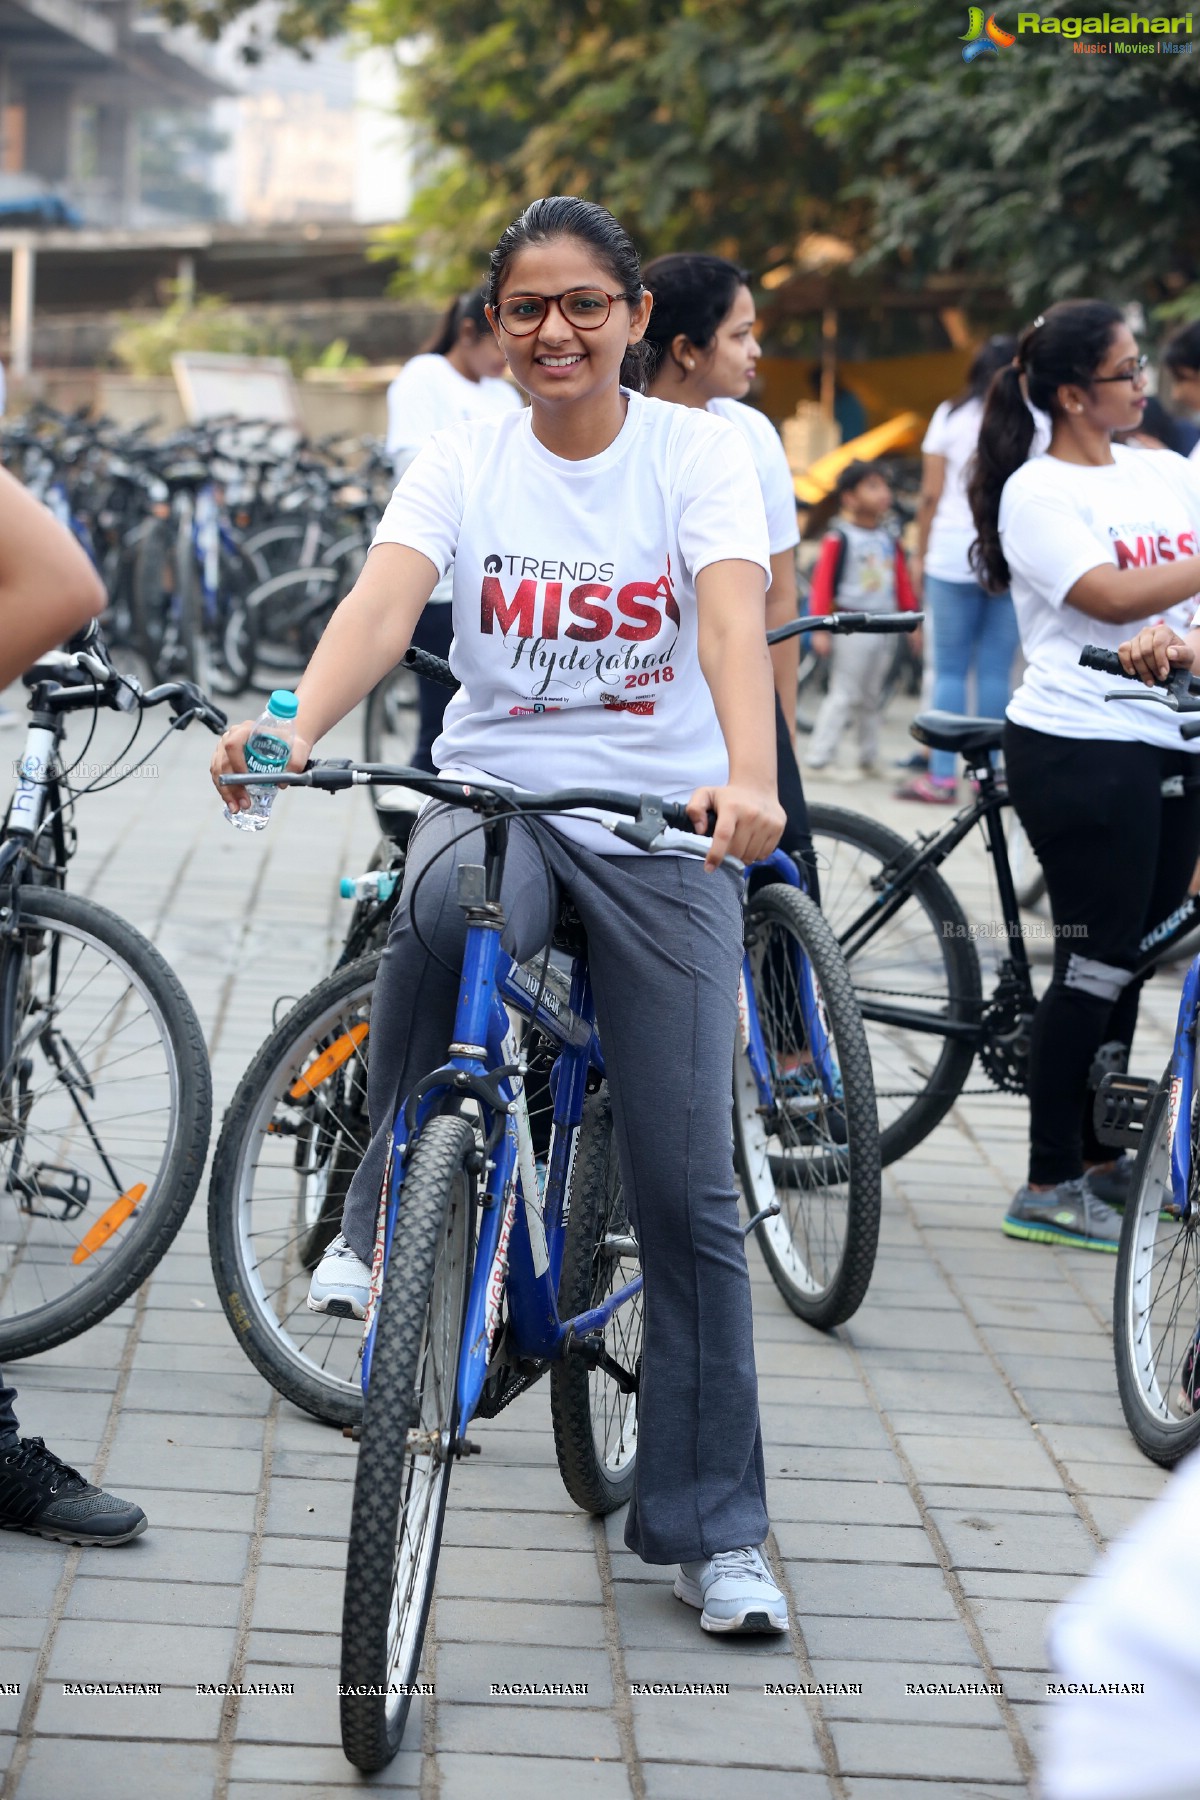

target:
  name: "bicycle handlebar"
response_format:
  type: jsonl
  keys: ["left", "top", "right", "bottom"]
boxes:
{"left": 766, "top": 610, "right": 923, "bottom": 646}
{"left": 24, "top": 621, "right": 228, "bottom": 734}
{"left": 1078, "top": 643, "right": 1200, "bottom": 719}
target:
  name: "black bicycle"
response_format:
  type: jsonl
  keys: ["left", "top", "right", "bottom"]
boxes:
{"left": 0, "top": 622, "right": 226, "bottom": 1357}
{"left": 810, "top": 646, "right": 1200, "bottom": 1165}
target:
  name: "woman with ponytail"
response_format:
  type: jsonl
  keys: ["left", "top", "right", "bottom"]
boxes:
{"left": 216, "top": 197, "right": 790, "bottom": 1635}
{"left": 969, "top": 300, "right": 1200, "bottom": 1250}
{"left": 642, "top": 250, "right": 818, "bottom": 898}
{"left": 385, "top": 289, "right": 522, "bottom": 769}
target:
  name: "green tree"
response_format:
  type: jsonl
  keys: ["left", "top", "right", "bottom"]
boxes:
{"left": 152, "top": 0, "right": 1200, "bottom": 312}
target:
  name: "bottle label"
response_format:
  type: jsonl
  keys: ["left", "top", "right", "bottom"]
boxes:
{"left": 245, "top": 731, "right": 290, "bottom": 775}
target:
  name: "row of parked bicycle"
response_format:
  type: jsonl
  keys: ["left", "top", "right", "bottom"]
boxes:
{"left": 7, "top": 607, "right": 1200, "bottom": 1762}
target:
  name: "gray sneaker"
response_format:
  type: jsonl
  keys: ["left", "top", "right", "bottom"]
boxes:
{"left": 1083, "top": 1155, "right": 1134, "bottom": 1211}
{"left": 1003, "top": 1177, "right": 1121, "bottom": 1253}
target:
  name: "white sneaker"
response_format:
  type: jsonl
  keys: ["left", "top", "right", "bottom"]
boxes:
{"left": 307, "top": 1232, "right": 372, "bottom": 1319}
{"left": 674, "top": 1545, "right": 789, "bottom": 1634}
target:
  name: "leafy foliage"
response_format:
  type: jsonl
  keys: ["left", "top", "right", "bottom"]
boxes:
{"left": 155, "top": 0, "right": 1200, "bottom": 312}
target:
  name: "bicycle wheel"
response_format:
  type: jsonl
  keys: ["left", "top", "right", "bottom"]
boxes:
{"left": 129, "top": 517, "right": 173, "bottom": 680}
{"left": 208, "top": 956, "right": 377, "bottom": 1427}
{"left": 363, "top": 664, "right": 420, "bottom": 767}
{"left": 1114, "top": 1074, "right": 1200, "bottom": 1465}
{"left": 234, "top": 566, "right": 340, "bottom": 690}
{"left": 0, "top": 888, "right": 211, "bottom": 1359}
{"left": 734, "top": 883, "right": 881, "bottom": 1328}
{"left": 809, "top": 802, "right": 982, "bottom": 1165}
{"left": 341, "top": 1112, "right": 475, "bottom": 1773}
{"left": 550, "top": 1091, "right": 641, "bottom": 1513}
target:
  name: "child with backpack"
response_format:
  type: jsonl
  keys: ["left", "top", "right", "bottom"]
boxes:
{"left": 804, "top": 460, "right": 920, "bottom": 779}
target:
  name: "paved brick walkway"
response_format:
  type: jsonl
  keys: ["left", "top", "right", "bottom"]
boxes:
{"left": 0, "top": 694, "right": 1176, "bottom": 1799}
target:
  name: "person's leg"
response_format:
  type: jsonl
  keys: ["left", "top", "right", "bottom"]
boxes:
{"left": 927, "top": 576, "right": 983, "bottom": 782}
{"left": 773, "top": 694, "right": 820, "bottom": 903}
{"left": 336, "top": 805, "right": 559, "bottom": 1264}
{"left": 805, "top": 639, "right": 855, "bottom": 768}
{"left": 1080, "top": 758, "right": 1200, "bottom": 1168}
{"left": 409, "top": 602, "right": 455, "bottom": 773}
{"left": 856, "top": 635, "right": 895, "bottom": 770}
{"left": 0, "top": 1371, "right": 18, "bottom": 1447}
{"left": 559, "top": 845, "right": 769, "bottom": 1564}
{"left": 1004, "top": 724, "right": 1161, "bottom": 1190}
{"left": 974, "top": 594, "right": 1021, "bottom": 730}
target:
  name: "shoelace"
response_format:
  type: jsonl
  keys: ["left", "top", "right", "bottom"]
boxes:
{"left": 4, "top": 1437, "right": 85, "bottom": 1498}
{"left": 709, "top": 1547, "right": 772, "bottom": 1584}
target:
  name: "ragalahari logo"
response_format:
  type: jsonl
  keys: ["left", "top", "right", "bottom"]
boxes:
{"left": 961, "top": 7, "right": 1017, "bottom": 58}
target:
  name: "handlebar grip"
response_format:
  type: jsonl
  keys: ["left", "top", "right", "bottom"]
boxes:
{"left": 1180, "top": 717, "right": 1200, "bottom": 743}
{"left": 659, "top": 803, "right": 717, "bottom": 836}
{"left": 1079, "top": 645, "right": 1128, "bottom": 677}
{"left": 401, "top": 646, "right": 458, "bottom": 691}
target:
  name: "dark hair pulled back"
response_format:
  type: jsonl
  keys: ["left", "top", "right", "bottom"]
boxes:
{"left": 485, "top": 196, "right": 652, "bottom": 392}
{"left": 640, "top": 252, "right": 751, "bottom": 382}
{"left": 968, "top": 299, "right": 1124, "bottom": 591}
{"left": 426, "top": 288, "right": 491, "bottom": 356}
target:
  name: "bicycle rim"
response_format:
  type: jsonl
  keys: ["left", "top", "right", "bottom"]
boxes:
{"left": 1117, "top": 1080, "right": 1200, "bottom": 1463}
{"left": 0, "top": 894, "right": 197, "bottom": 1348}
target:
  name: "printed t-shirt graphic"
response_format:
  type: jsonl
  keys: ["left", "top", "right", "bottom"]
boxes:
{"left": 1001, "top": 445, "right": 1200, "bottom": 749}
{"left": 371, "top": 391, "right": 771, "bottom": 845}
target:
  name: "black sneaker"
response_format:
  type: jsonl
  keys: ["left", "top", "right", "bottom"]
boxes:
{"left": 0, "top": 1438, "right": 147, "bottom": 1546}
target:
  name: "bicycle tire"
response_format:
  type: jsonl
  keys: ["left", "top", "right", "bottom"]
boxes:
{"left": 340, "top": 1112, "right": 475, "bottom": 1773}
{"left": 242, "top": 565, "right": 340, "bottom": 684}
{"left": 129, "top": 516, "right": 173, "bottom": 679}
{"left": 363, "top": 664, "right": 420, "bottom": 767}
{"left": 1113, "top": 1073, "right": 1200, "bottom": 1466}
{"left": 0, "top": 888, "right": 212, "bottom": 1360}
{"left": 734, "top": 884, "right": 881, "bottom": 1328}
{"left": 208, "top": 955, "right": 379, "bottom": 1427}
{"left": 549, "top": 1092, "right": 641, "bottom": 1513}
{"left": 808, "top": 802, "right": 982, "bottom": 1165}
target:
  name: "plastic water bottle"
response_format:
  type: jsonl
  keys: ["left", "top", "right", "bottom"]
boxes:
{"left": 339, "top": 870, "right": 400, "bottom": 905}
{"left": 225, "top": 690, "right": 298, "bottom": 834}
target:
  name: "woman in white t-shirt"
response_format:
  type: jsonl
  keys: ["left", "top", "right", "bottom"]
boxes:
{"left": 902, "top": 337, "right": 1019, "bottom": 803}
{"left": 641, "top": 250, "right": 817, "bottom": 897}
{"left": 968, "top": 299, "right": 1200, "bottom": 1252}
{"left": 385, "top": 291, "right": 523, "bottom": 769}
{"left": 213, "top": 197, "right": 790, "bottom": 1634}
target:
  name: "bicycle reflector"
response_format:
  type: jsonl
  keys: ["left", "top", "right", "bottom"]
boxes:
{"left": 289, "top": 1024, "right": 369, "bottom": 1099}
{"left": 71, "top": 1183, "right": 147, "bottom": 1264}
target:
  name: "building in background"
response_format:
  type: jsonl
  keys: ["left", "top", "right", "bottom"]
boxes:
{"left": 0, "top": 0, "right": 228, "bottom": 225}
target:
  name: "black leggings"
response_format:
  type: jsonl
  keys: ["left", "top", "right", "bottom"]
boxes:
{"left": 1005, "top": 722, "right": 1200, "bottom": 1185}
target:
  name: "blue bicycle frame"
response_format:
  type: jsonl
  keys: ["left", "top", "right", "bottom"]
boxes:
{"left": 1164, "top": 953, "right": 1200, "bottom": 1218}
{"left": 361, "top": 836, "right": 839, "bottom": 1431}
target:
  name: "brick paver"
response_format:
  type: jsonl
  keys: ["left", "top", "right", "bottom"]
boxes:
{"left": 0, "top": 689, "right": 1176, "bottom": 1797}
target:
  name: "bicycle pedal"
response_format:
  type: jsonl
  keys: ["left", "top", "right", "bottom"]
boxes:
{"left": 342, "top": 1424, "right": 362, "bottom": 1441}
{"left": 1093, "top": 1072, "right": 1156, "bottom": 1150}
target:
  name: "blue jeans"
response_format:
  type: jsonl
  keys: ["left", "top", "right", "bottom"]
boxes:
{"left": 926, "top": 575, "right": 1020, "bottom": 780}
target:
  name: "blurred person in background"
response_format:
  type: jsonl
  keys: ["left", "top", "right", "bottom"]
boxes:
{"left": 385, "top": 290, "right": 522, "bottom": 770}
{"left": 804, "top": 460, "right": 920, "bottom": 782}
{"left": 0, "top": 465, "right": 147, "bottom": 1545}
{"left": 900, "top": 337, "right": 1020, "bottom": 803}
{"left": 643, "top": 250, "right": 818, "bottom": 894}
{"left": 1162, "top": 321, "right": 1200, "bottom": 460}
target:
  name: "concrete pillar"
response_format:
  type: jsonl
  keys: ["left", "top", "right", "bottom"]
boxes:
{"left": 11, "top": 241, "right": 35, "bottom": 381}
{"left": 96, "top": 104, "right": 139, "bottom": 224}
{"left": 23, "top": 84, "right": 80, "bottom": 185}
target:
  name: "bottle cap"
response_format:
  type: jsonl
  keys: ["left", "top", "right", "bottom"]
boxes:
{"left": 267, "top": 690, "right": 299, "bottom": 719}
{"left": 339, "top": 877, "right": 355, "bottom": 898}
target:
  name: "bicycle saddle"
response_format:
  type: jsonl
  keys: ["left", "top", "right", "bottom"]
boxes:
{"left": 908, "top": 711, "right": 1006, "bottom": 757}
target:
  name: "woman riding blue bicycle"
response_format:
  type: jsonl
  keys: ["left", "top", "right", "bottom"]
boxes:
{"left": 212, "top": 197, "right": 790, "bottom": 1634}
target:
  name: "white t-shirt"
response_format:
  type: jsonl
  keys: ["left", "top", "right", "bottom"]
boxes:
{"left": 386, "top": 356, "right": 521, "bottom": 603}
{"left": 1002, "top": 445, "right": 1200, "bottom": 749}
{"left": 372, "top": 390, "right": 771, "bottom": 849}
{"left": 922, "top": 397, "right": 984, "bottom": 583}
{"left": 706, "top": 398, "right": 799, "bottom": 555}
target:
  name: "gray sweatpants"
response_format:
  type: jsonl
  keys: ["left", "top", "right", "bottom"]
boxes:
{"left": 807, "top": 633, "right": 895, "bottom": 768}
{"left": 341, "top": 803, "right": 769, "bottom": 1564}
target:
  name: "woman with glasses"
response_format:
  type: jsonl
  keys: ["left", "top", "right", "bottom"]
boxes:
{"left": 969, "top": 300, "right": 1200, "bottom": 1251}
{"left": 214, "top": 196, "right": 791, "bottom": 1635}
